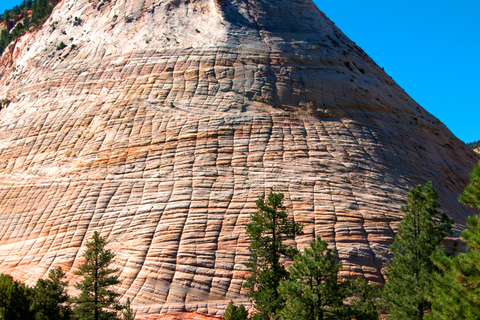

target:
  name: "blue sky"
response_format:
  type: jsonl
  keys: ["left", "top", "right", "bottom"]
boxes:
{"left": 316, "top": 0, "right": 480, "bottom": 144}
{"left": 0, "top": 0, "right": 478, "bottom": 143}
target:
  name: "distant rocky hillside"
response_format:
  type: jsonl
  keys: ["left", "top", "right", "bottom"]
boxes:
{"left": 467, "top": 140, "right": 480, "bottom": 154}
{"left": 0, "top": 0, "right": 59, "bottom": 56}
{"left": 0, "top": 0, "right": 477, "bottom": 317}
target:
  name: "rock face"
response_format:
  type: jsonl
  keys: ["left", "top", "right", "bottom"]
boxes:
{"left": 0, "top": 0, "right": 477, "bottom": 316}
{"left": 142, "top": 312, "right": 223, "bottom": 320}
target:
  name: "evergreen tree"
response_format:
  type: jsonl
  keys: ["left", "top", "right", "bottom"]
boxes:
{"left": 244, "top": 192, "right": 303, "bottom": 320}
{"left": 427, "top": 164, "right": 480, "bottom": 319}
{"left": 3, "top": 10, "right": 10, "bottom": 25}
{"left": 0, "top": 0, "right": 59, "bottom": 54}
{"left": 277, "top": 235, "right": 349, "bottom": 320}
{"left": 73, "top": 231, "right": 121, "bottom": 320}
{"left": 348, "top": 277, "right": 382, "bottom": 320}
{"left": 122, "top": 298, "right": 134, "bottom": 320}
{"left": 31, "top": 267, "right": 72, "bottom": 320}
{"left": 224, "top": 301, "right": 248, "bottom": 320}
{"left": 427, "top": 214, "right": 480, "bottom": 319}
{"left": 0, "top": 273, "right": 34, "bottom": 320}
{"left": 382, "top": 182, "right": 452, "bottom": 320}
{"left": 459, "top": 161, "right": 480, "bottom": 209}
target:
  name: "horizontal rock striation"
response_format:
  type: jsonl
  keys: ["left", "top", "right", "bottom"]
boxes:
{"left": 0, "top": 0, "right": 477, "bottom": 316}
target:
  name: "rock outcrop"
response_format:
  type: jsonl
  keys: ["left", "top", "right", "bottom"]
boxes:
{"left": 143, "top": 312, "right": 223, "bottom": 320}
{"left": 0, "top": 0, "right": 477, "bottom": 316}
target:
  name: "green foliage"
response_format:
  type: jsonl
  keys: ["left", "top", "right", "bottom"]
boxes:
{"left": 0, "top": 98, "right": 11, "bottom": 110}
{"left": 73, "top": 231, "right": 121, "bottom": 320}
{"left": 278, "top": 236, "right": 381, "bottom": 320}
{"left": 244, "top": 192, "right": 303, "bottom": 320}
{"left": 466, "top": 140, "right": 480, "bottom": 150}
{"left": 0, "top": 273, "right": 34, "bottom": 320}
{"left": 31, "top": 267, "right": 72, "bottom": 320}
{"left": 459, "top": 161, "right": 480, "bottom": 209}
{"left": 348, "top": 277, "right": 382, "bottom": 320}
{"left": 0, "top": 233, "right": 132, "bottom": 320}
{"left": 427, "top": 164, "right": 480, "bottom": 319}
{"left": 56, "top": 41, "right": 66, "bottom": 50}
{"left": 278, "top": 235, "right": 349, "bottom": 320}
{"left": 0, "top": 0, "right": 59, "bottom": 55}
{"left": 382, "top": 182, "right": 452, "bottom": 320}
{"left": 73, "top": 17, "right": 82, "bottom": 27}
{"left": 427, "top": 214, "right": 480, "bottom": 319}
{"left": 122, "top": 298, "right": 134, "bottom": 320}
{"left": 224, "top": 301, "right": 248, "bottom": 320}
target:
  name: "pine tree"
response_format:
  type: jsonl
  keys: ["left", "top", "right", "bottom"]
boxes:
{"left": 427, "top": 163, "right": 480, "bottom": 319}
{"left": 31, "top": 267, "right": 72, "bottom": 320}
{"left": 278, "top": 235, "right": 348, "bottom": 320}
{"left": 348, "top": 277, "right": 382, "bottom": 320}
{"left": 73, "top": 231, "right": 121, "bottom": 320}
{"left": 382, "top": 182, "right": 452, "bottom": 319}
{"left": 427, "top": 214, "right": 480, "bottom": 319}
{"left": 244, "top": 192, "right": 303, "bottom": 320}
{"left": 224, "top": 301, "right": 248, "bottom": 320}
{"left": 459, "top": 160, "right": 480, "bottom": 209}
{"left": 122, "top": 298, "right": 134, "bottom": 320}
{"left": 0, "top": 273, "right": 34, "bottom": 320}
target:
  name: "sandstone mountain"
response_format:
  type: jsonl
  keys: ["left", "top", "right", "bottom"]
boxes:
{"left": 0, "top": 0, "right": 477, "bottom": 317}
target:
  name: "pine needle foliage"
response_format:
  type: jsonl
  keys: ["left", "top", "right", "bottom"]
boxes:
{"left": 278, "top": 235, "right": 348, "bottom": 320}
{"left": 382, "top": 182, "right": 452, "bottom": 320}
{"left": 348, "top": 277, "right": 383, "bottom": 320}
{"left": 459, "top": 161, "right": 480, "bottom": 209}
{"left": 122, "top": 298, "right": 134, "bottom": 320}
{"left": 466, "top": 140, "right": 480, "bottom": 150}
{"left": 244, "top": 192, "right": 303, "bottom": 320}
{"left": 224, "top": 301, "right": 248, "bottom": 320}
{"left": 0, "top": 0, "right": 60, "bottom": 55}
{"left": 0, "top": 273, "right": 33, "bottom": 320}
{"left": 428, "top": 214, "right": 480, "bottom": 319}
{"left": 428, "top": 164, "right": 480, "bottom": 319}
{"left": 32, "top": 267, "right": 72, "bottom": 320}
{"left": 73, "top": 231, "right": 121, "bottom": 320}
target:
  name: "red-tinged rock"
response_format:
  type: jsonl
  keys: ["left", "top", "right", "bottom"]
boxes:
{"left": 141, "top": 312, "right": 223, "bottom": 320}
{"left": 0, "top": 0, "right": 477, "bottom": 318}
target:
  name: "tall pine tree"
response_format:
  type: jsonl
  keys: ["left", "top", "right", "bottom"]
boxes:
{"left": 277, "top": 235, "right": 348, "bottom": 320}
{"left": 73, "top": 231, "right": 121, "bottom": 320}
{"left": 458, "top": 160, "right": 480, "bottom": 209}
{"left": 244, "top": 192, "right": 303, "bottom": 320}
{"left": 0, "top": 273, "right": 33, "bottom": 320}
{"left": 382, "top": 182, "right": 452, "bottom": 319}
{"left": 428, "top": 215, "right": 480, "bottom": 319}
{"left": 31, "top": 267, "right": 72, "bottom": 320}
{"left": 428, "top": 161, "right": 480, "bottom": 319}
{"left": 348, "top": 277, "right": 383, "bottom": 320}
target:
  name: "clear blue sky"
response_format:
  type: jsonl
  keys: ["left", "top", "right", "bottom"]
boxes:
{"left": 316, "top": 0, "right": 480, "bottom": 144}
{"left": 0, "top": 0, "right": 478, "bottom": 143}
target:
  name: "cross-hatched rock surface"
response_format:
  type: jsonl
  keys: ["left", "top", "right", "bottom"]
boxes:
{"left": 142, "top": 312, "right": 223, "bottom": 320}
{"left": 0, "top": 0, "right": 477, "bottom": 317}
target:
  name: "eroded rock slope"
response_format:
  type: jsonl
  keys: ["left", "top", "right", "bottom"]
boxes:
{"left": 0, "top": 0, "right": 477, "bottom": 316}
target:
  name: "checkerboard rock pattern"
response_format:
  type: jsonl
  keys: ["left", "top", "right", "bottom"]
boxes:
{"left": 0, "top": 0, "right": 477, "bottom": 317}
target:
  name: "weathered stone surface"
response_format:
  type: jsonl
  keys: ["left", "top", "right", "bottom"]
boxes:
{"left": 0, "top": 0, "right": 477, "bottom": 317}
{"left": 142, "top": 312, "right": 223, "bottom": 320}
